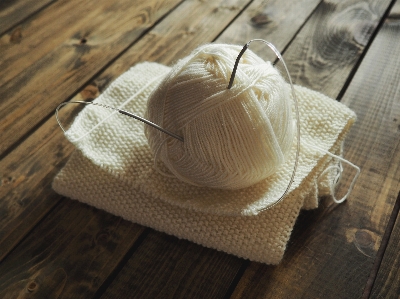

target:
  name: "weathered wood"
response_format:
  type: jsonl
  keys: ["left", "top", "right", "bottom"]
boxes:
{"left": 217, "top": 0, "right": 321, "bottom": 61}
{"left": 0, "top": 0, "right": 250, "bottom": 263}
{"left": 369, "top": 193, "right": 400, "bottom": 299}
{"left": 366, "top": 10, "right": 400, "bottom": 299}
{"left": 0, "top": 0, "right": 322, "bottom": 296}
{"left": 283, "top": 0, "right": 392, "bottom": 99}
{"left": 0, "top": 0, "right": 253, "bottom": 297}
{"left": 1, "top": 0, "right": 399, "bottom": 298}
{"left": 100, "top": 230, "right": 245, "bottom": 299}
{"left": 0, "top": 0, "right": 54, "bottom": 35}
{"left": 0, "top": 0, "right": 182, "bottom": 157}
{"left": 231, "top": 0, "right": 399, "bottom": 297}
{"left": 0, "top": 103, "right": 80, "bottom": 261}
{"left": 0, "top": 199, "right": 145, "bottom": 299}
{"left": 79, "top": 0, "right": 252, "bottom": 87}
{"left": 0, "top": 0, "right": 182, "bottom": 262}
{"left": 81, "top": 0, "right": 328, "bottom": 296}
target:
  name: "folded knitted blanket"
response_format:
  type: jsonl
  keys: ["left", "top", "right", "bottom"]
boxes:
{"left": 53, "top": 62, "right": 356, "bottom": 264}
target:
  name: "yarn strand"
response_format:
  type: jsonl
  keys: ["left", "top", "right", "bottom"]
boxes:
{"left": 312, "top": 143, "right": 361, "bottom": 204}
{"left": 232, "top": 40, "right": 360, "bottom": 209}
{"left": 228, "top": 39, "right": 301, "bottom": 212}
{"left": 56, "top": 101, "right": 183, "bottom": 142}
{"left": 54, "top": 73, "right": 184, "bottom": 142}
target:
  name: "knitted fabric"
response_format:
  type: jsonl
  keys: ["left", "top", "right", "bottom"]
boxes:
{"left": 53, "top": 62, "right": 356, "bottom": 264}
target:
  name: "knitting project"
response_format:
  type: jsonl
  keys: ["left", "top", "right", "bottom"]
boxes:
{"left": 53, "top": 62, "right": 356, "bottom": 264}
{"left": 145, "top": 44, "right": 295, "bottom": 190}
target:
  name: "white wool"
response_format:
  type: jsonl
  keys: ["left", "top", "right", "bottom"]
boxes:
{"left": 145, "top": 44, "right": 294, "bottom": 189}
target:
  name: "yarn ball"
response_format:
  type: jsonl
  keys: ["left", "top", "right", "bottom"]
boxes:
{"left": 144, "top": 44, "right": 294, "bottom": 189}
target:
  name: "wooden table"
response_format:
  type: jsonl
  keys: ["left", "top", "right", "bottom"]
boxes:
{"left": 1, "top": 0, "right": 399, "bottom": 298}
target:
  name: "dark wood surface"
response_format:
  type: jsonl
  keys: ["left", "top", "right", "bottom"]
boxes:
{"left": 0, "top": 0, "right": 399, "bottom": 298}
{"left": 369, "top": 192, "right": 400, "bottom": 298}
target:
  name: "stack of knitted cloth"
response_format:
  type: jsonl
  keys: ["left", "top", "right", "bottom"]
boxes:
{"left": 53, "top": 61, "right": 356, "bottom": 264}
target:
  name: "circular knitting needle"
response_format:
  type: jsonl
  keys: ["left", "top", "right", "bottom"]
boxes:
{"left": 55, "top": 101, "right": 184, "bottom": 142}
{"left": 228, "top": 39, "right": 301, "bottom": 211}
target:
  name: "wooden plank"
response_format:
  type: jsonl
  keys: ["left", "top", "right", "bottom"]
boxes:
{"left": 217, "top": 0, "right": 321, "bottom": 61}
{"left": 369, "top": 192, "right": 400, "bottom": 299}
{"left": 100, "top": 231, "right": 245, "bottom": 299}
{"left": 0, "top": 103, "right": 81, "bottom": 261}
{"left": 231, "top": 0, "right": 400, "bottom": 298}
{"left": 83, "top": 0, "right": 326, "bottom": 297}
{"left": 0, "top": 0, "right": 321, "bottom": 297}
{"left": 0, "top": 199, "right": 145, "bottom": 298}
{"left": 0, "top": 0, "right": 396, "bottom": 298}
{"left": 0, "top": 0, "right": 54, "bottom": 35}
{"left": 0, "top": 0, "right": 250, "bottom": 264}
{"left": 0, "top": 0, "right": 182, "bottom": 262}
{"left": 0, "top": 0, "right": 253, "bottom": 297}
{"left": 282, "top": 0, "right": 392, "bottom": 99}
{"left": 57, "top": 0, "right": 322, "bottom": 100}
{"left": 0, "top": 0, "right": 182, "bottom": 157}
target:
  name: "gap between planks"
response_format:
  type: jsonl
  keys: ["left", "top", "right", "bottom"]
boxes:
{"left": 0, "top": 0, "right": 54, "bottom": 36}
{"left": 336, "top": 0, "right": 399, "bottom": 102}
{"left": 362, "top": 191, "right": 400, "bottom": 299}
{"left": 0, "top": 0, "right": 396, "bottom": 298}
{"left": 92, "top": 228, "right": 151, "bottom": 299}
{"left": 0, "top": 0, "right": 184, "bottom": 160}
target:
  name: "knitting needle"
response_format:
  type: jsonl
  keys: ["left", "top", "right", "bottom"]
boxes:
{"left": 55, "top": 101, "right": 184, "bottom": 142}
{"left": 228, "top": 39, "right": 284, "bottom": 90}
{"left": 227, "top": 39, "right": 301, "bottom": 211}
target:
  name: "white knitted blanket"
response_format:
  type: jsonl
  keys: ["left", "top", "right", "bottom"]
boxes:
{"left": 53, "top": 62, "right": 356, "bottom": 264}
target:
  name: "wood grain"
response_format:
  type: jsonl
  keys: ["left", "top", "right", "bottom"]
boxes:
{"left": 80, "top": 0, "right": 251, "bottom": 88}
{"left": 0, "top": 0, "right": 181, "bottom": 157}
{"left": 283, "top": 0, "right": 391, "bottom": 99}
{"left": 0, "top": 0, "right": 54, "bottom": 35}
{"left": 370, "top": 193, "right": 400, "bottom": 299}
{"left": 0, "top": 0, "right": 182, "bottom": 262}
{"left": 0, "top": 0, "right": 251, "bottom": 263}
{"left": 367, "top": 3, "right": 400, "bottom": 298}
{"left": 216, "top": 0, "right": 321, "bottom": 61}
{"left": 0, "top": 0, "right": 321, "bottom": 296}
{"left": 100, "top": 230, "right": 245, "bottom": 299}
{"left": 0, "top": 103, "right": 81, "bottom": 261}
{"left": 0, "top": 199, "right": 145, "bottom": 299}
{"left": 0, "top": 0, "right": 252, "bottom": 297}
{"left": 231, "top": 0, "right": 399, "bottom": 297}
{"left": 84, "top": 0, "right": 328, "bottom": 296}
{"left": 52, "top": 0, "right": 322, "bottom": 116}
{"left": 1, "top": 0, "right": 399, "bottom": 298}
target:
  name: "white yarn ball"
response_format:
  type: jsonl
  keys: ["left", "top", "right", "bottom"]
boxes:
{"left": 145, "top": 44, "right": 294, "bottom": 189}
